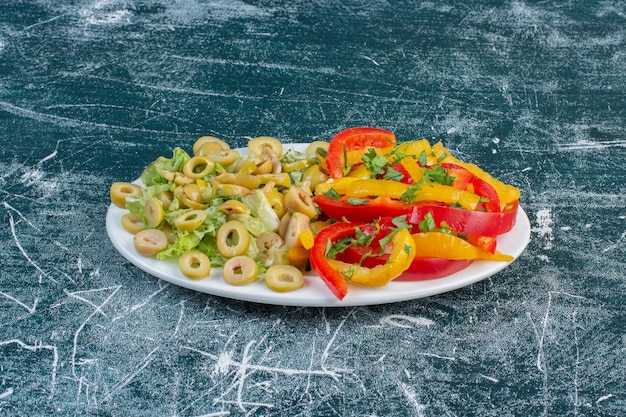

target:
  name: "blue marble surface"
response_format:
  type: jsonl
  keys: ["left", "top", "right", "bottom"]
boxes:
{"left": 1, "top": 1, "right": 625, "bottom": 416}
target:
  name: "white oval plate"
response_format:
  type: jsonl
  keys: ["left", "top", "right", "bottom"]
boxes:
{"left": 106, "top": 143, "right": 531, "bottom": 307}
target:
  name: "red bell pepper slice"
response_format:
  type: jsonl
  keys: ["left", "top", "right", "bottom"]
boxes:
{"left": 443, "top": 163, "right": 501, "bottom": 212}
{"left": 407, "top": 202, "right": 518, "bottom": 237}
{"left": 465, "top": 234, "right": 497, "bottom": 254}
{"left": 314, "top": 195, "right": 518, "bottom": 236}
{"left": 326, "top": 127, "right": 396, "bottom": 178}
{"left": 446, "top": 166, "right": 473, "bottom": 191}
{"left": 313, "top": 195, "right": 414, "bottom": 223}
{"left": 395, "top": 258, "right": 472, "bottom": 281}
{"left": 310, "top": 221, "right": 361, "bottom": 300}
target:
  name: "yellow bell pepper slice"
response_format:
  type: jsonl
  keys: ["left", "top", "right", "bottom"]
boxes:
{"left": 399, "top": 157, "right": 423, "bottom": 183}
{"left": 326, "top": 228, "right": 416, "bottom": 287}
{"left": 432, "top": 142, "right": 520, "bottom": 210}
{"left": 343, "top": 145, "right": 395, "bottom": 175}
{"left": 299, "top": 227, "right": 316, "bottom": 250}
{"left": 344, "top": 179, "right": 481, "bottom": 210}
{"left": 314, "top": 177, "right": 359, "bottom": 196}
{"left": 346, "top": 164, "right": 373, "bottom": 179}
{"left": 393, "top": 139, "right": 438, "bottom": 165}
{"left": 411, "top": 232, "right": 513, "bottom": 261}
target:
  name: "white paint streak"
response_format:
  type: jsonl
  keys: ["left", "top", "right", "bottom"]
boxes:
{"left": 361, "top": 55, "right": 380, "bottom": 66}
{"left": 0, "top": 388, "right": 13, "bottom": 399}
{"left": 479, "top": 374, "right": 499, "bottom": 383}
{"left": 0, "top": 291, "right": 38, "bottom": 314}
{"left": 70, "top": 286, "right": 121, "bottom": 386}
{"left": 184, "top": 339, "right": 342, "bottom": 413}
{"left": 5, "top": 207, "right": 54, "bottom": 282}
{"left": 102, "top": 347, "right": 160, "bottom": 403}
{"left": 378, "top": 314, "right": 436, "bottom": 329}
{"left": 0, "top": 339, "right": 58, "bottom": 398}
{"left": 415, "top": 352, "right": 456, "bottom": 361}
{"left": 128, "top": 283, "right": 170, "bottom": 313}
{"left": 81, "top": 0, "right": 132, "bottom": 25}
{"left": 559, "top": 139, "right": 626, "bottom": 151}
{"left": 596, "top": 393, "right": 614, "bottom": 404}
{"left": 532, "top": 208, "right": 554, "bottom": 250}
{"left": 398, "top": 382, "right": 426, "bottom": 416}
{"left": 603, "top": 230, "right": 626, "bottom": 253}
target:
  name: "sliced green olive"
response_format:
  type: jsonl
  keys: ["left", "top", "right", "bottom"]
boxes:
{"left": 265, "top": 265, "right": 304, "bottom": 292}
{"left": 110, "top": 182, "right": 142, "bottom": 208}
{"left": 174, "top": 210, "right": 207, "bottom": 232}
{"left": 144, "top": 197, "right": 164, "bottom": 228}
{"left": 133, "top": 229, "right": 168, "bottom": 257}
{"left": 179, "top": 250, "right": 211, "bottom": 279}
{"left": 223, "top": 256, "right": 258, "bottom": 286}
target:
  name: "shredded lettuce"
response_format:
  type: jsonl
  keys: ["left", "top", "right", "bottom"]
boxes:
{"left": 280, "top": 148, "right": 305, "bottom": 164}
{"left": 140, "top": 147, "right": 191, "bottom": 186}
{"left": 125, "top": 183, "right": 171, "bottom": 223}
{"left": 156, "top": 233, "right": 201, "bottom": 260}
{"left": 242, "top": 190, "right": 280, "bottom": 233}
{"left": 157, "top": 203, "right": 227, "bottom": 260}
{"left": 197, "top": 236, "right": 228, "bottom": 267}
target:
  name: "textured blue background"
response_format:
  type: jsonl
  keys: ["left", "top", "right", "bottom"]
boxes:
{"left": 1, "top": 1, "right": 625, "bottom": 416}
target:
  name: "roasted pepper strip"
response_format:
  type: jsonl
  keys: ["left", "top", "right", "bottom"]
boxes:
{"left": 310, "top": 222, "right": 360, "bottom": 300}
{"left": 432, "top": 142, "right": 520, "bottom": 210}
{"left": 313, "top": 195, "right": 415, "bottom": 222}
{"left": 345, "top": 179, "right": 481, "bottom": 210}
{"left": 399, "top": 157, "right": 423, "bottom": 183}
{"left": 393, "top": 139, "right": 433, "bottom": 163}
{"left": 326, "top": 228, "right": 416, "bottom": 287}
{"left": 407, "top": 202, "right": 518, "bottom": 236}
{"left": 326, "top": 127, "right": 396, "bottom": 178}
{"left": 411, "top": 232, "right": 513, "bottom": 261}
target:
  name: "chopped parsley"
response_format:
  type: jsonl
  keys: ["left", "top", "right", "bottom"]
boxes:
{"left": 325, "top": 236, "right": 351, "bottom": 259}
{"left": 324, "top": 187, "right": 340, "bottom": 200}
{"left": 342, "top": 143, "right": 352, "bottom": 176}
{"left": 378, "top": 215, "right": 412, "bottom": 249}
{"left": 400, "top": 184, "right": 421, "bottom": 203}
{"left": 353, "top": 226, "right": 374, "bottom": 247}
{"left": 385, "top": 146, "right": 408, "bottom": 165}
{"left": 362, "top": 148, "right": 389, "bottom": 177}
{"left": 418, "top": 212, "right": 454, "bottom": 234}
{"left": 347, "top": 197, "right": 370, "bottom": 206}
{"left": 418, "top": 212, "right": 437, "bottom": 233}
{"left": 422, "top": 165, "right": 453, "bottom": 186}
{"left": 418, "top": 150, "right": 428, "bottom": 167}
{"left": 383, "top": 166, "right": 404, "bottom": 181}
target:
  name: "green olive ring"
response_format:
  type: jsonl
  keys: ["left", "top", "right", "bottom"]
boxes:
{"left": 264, "top": 189, "right": 286, "bottom": 218}
{"left": 282, "top": 212, "right": 310, "bottom": 248}
{"left": 265, "top": 265, "right": 305, "bottom": 292}
{"left": 193, "top": 136, "right": 229, "bottom": 156}
{"left": 133, "top": 229, "right": 168, "bottom": 257}
{"left": 121, "top": 213, "right": 145, "bottom": 234}
{"left": 305, "top": 140, "right": 329, "bottom": 157}
{"left": 183, "top": 156, "right": 215, "bottom": 179}
{"left": 110, "top": 182, "right": 142, "bottom": 208}
{"left": 178, "top": 250, "right": 211, "bottom": 279}
{"left": 181, "top": 183, "right": 208, "bottom": 209}
{"left": 144, "top": 197, "right": 164, "bottom": 228}
{"left": 222, "top": 256, "right": 258, "bottom": 286}
{"left": 204, "top": 150, "right": 239, "bottom": 167}
{"left": 216, "top": 220, "right": 251, "bottom": 258}
{"left": 248, "top": 136, "right": 283, "bottom": 158}
{"left": 174, "top": 209, "right": 207, "bottom": 232}
{"left": 284, "top": 186, "right": 318, "bottom": 219}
